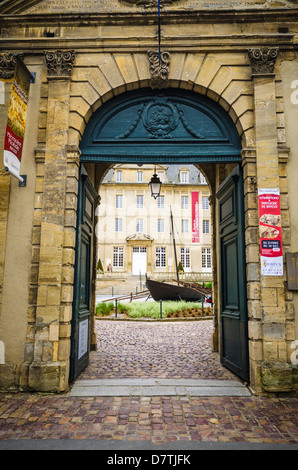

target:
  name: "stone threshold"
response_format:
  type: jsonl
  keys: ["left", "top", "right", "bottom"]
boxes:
{"left": 69, "top": 378, "right": 251, "bottom": 397}
{"left": 96, "top": 316, "right": 213, "bottom": 322}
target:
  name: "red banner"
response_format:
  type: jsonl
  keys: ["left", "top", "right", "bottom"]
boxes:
{"left": 258, "top": 188, "right": 283, "bottom": 276}
{"left": 192, "top": 191, "right": 199, "bottom": 243}
{"left": 3, "top": 60, "right": 30, "bottom": 180}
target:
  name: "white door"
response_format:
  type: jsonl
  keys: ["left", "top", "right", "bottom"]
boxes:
{"left": 132, "top": 247, "right": 147, "bottom": 275}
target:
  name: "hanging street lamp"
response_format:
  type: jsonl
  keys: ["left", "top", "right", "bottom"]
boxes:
{"left": 149, "top": 168, "right": 162, "bottom": 199}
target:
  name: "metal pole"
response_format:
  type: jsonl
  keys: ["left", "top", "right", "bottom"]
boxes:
{"left": 158, "top": 0, "right": 161, "bottom": 63}
{"left": 160, "top": 300, "right": 162, "bottom": 318}
{"left": 115, "top": 298, "right": 118, "bottom": 318}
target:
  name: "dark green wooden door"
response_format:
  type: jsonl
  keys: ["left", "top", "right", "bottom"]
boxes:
{"left": 69, "top": 166, "right": 97, "bottom": 382}
{"left": 216, "top": 166, "right": 249, "bottom": 381}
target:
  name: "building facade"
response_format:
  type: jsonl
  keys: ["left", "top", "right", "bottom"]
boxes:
{"left": 0, "top": 0, "right": 297, "bottom": 394}
{"left": 97, "top": 164, "right": 212, "bottom": 283}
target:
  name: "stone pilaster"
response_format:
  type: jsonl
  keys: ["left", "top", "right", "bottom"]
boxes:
{"left": 249, "top": 47, "right": 293, "bottom": 392}
{"left": 26, "top": 51, "right": 76, "bottom": 392}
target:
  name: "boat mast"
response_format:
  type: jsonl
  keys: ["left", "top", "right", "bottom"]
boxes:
{"left": 170, "top": 206, "right": 179, "bottom": 282}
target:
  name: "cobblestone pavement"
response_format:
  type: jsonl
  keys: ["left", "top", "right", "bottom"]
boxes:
{"left": 0, "top": 320, "right": 298, "bottom": 446}
{"left": 0, "top": 393, "right": 297, "bottom": 445}
{"left": 80, "top": 319, "right": 239, "bottom": 380}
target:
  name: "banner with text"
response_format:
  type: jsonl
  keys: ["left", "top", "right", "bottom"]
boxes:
{"left": 3, "top": 60, "right": 30, "bottom": 180}
{"left": 258, "top": 188, "right": 283, "bottom": 276}
{"left": 192, "top": 191, "right": 199, "bottom": 243}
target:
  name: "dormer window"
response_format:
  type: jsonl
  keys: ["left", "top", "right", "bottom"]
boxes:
{"left": 180, "top": 170, "right": 189, "bottom": 183}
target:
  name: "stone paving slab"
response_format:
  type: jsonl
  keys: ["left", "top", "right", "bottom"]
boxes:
{"left": 1, "top": 439, "right": 298, "bottom": 450}
{"left": 69, "top": 379, "right": 251, "bottom": 397}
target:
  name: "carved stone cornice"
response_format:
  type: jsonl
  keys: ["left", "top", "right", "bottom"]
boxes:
{"left": 248, "top": 47, "right": 279, "bottom": 78}
{"left": 0, "top": 52, "right": 24, "bottom": 79}
{"left": 148, "top": 50, "right": 171, "bottom": 89}
{"left": 44, "top": 50, "right": 76, "bottom": 80}
{"left": 120, "top": 0, "right": 179, "bottom": 7}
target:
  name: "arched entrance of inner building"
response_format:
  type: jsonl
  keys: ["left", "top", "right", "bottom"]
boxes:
{"left": 70, "top": 88, "right": 249, "bottom": 383}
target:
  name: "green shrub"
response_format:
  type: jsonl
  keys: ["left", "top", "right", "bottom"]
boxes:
{"left": 123, "top": 300, "right": 202, "bottom": 319}
{"left": 96, "top": 301, "right": 114, "bottom": 316}
{"left": 117, "top": 303, "right": 128, "bottom": 314}
{"left": 177, "top": 261, "right": 184, "bottom": 272}
{"left": 97, "top": 258, "right": 104, "bottom": 272}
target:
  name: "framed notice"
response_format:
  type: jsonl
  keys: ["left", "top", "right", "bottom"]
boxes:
{"left": 258, "top": 188, "right": 283, "bottom": 276}
{"left": 3, "top": 58, "right": 30, "bottom": 181}
{"left": 191, "top": 191, "right": 199, "bottom": 243}
{"left": 78, "top": 319, "right": 89, "bottom": 360}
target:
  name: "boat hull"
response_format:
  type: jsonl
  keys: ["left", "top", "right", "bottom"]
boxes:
{"left": 146, "top": 278, "right": 203, "bottom": 302}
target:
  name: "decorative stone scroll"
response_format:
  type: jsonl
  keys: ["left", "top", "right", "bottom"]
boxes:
{"left": 248, "top": 47, "right": 279, "bottom": 77}
{"left": 44, "top": 50, "right": 76, "bottom": 79}
{"left": 148, "top": 50, "right": 171, "bottom": 89}
{"left": 0, "top": 53, "right": 24, "bottom": 79}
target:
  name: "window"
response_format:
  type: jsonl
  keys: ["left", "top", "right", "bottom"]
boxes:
{"left": 137, "top": 171, "right": 143, "bottom": 182}
{"left": 202, "top": 196, "right": 209, "bottom": 210}
{"left": 157, "top": 195, "right": 164, "bottom": 208}
{"left": 156, "top": 247, "right": 166, "bottom": 267}
{"left": 157, "top": 219, "right": 164, "bottom": 233}
{"left": 115, "top": 218, "right": 122, "bottom": 232}
{"left": 200, "top": 173, "right": 207, "bottom": 184}
{"left": 181, "top": 219, "right": 188, "bottom": 233}
{"left": 181, "top": 247, "right": 190, "bottom": 269}
{"left": 180, "top": 171, "right": 188, "bottom": 183}
{"left": 181, "top": 196, "right": 188, "bottom": 210}
{"left": 136, "top": 195, "right": 143, "bottom": 208}
{"left": 136, "top": 218, "right": 143, "bottom": 233}
{"left": 116, "top": 195, "right": 123, "bottom": 209}
{"left": 116, "top": 170, "right": 122, "bottom": 182}
{"left": 202, "top": 248, "right": 212, "bottom": 269}
{"left": 113, "top": 247, "right": 124, "bottom": 267}
{"left": 203, "top": 220, "right": 209, "bottom": 234}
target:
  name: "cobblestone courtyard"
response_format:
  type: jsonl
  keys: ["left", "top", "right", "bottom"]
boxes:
{"left": 80, "top": 319, "right": 239, "bottom": 381}
{"left": 0, "top": 319, "right": 297, "bottom": 447}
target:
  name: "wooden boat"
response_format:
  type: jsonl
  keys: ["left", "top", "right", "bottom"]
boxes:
{"left": 145, "top": 208, "right": 209, "bottom": 303}
{"left": 145, "top": 276, "right": 204, "bottom": 302}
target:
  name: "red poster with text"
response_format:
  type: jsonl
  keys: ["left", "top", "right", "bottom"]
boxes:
{"left": 258, "top": 189, "right": 283, "bottom": 276}
{"left": 3, "top": 60, "right": 29, "bottom": 180}
{"left": 192, "top": 191, "right": 199, "bottom": 243}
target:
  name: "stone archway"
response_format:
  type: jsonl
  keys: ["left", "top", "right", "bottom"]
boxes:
{"left": 70, "top": 87, "right": 249, "bottom": 383}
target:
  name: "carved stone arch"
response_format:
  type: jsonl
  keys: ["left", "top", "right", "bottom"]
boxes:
{"left": 69, "top": 50, "right": 253, "bottom": 151}
{"left": 79, "top": 87, "right": 242, "bottom": 165}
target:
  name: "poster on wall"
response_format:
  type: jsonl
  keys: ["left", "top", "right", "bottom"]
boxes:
{"left": 192, "top": 191, "right": 199, "bottom": 243}
{"left": 3, "top": 58, "right": 30, "bottom": 182}
{"left": 258, "top": 188, "right": 283, "bottom": 276}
